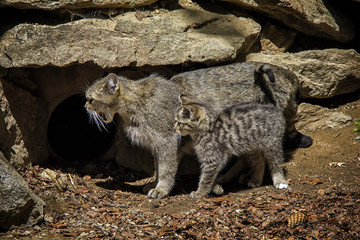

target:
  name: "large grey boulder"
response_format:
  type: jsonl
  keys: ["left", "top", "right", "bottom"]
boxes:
{"left": 0, "top": 0, "right": 157, "bottom": 9}
{"left": 247, "top": 49, "right": 360, "bottom": 98}
{"left": 0, "top": 152, "right": 45, "bottom": 231}
{"left": 0, "top": 9, "right": 261, "bottom": 69}
{"left": 220, "top": 0, "right": 354, "bottom": 43}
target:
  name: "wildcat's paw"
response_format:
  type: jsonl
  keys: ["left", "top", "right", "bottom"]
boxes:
{"left": 247, "top": 179, "right": 261, "bottom": 188}
{"left": 217, "top": 174, "right": 231, "bottom": 184}
{"left": 143, "top": 181, "right": 157, "bottom": 194}
{"left": 190, "top": 190, "right": 208, "bottom": 198}
{"left": 274, "top": 182, "right": 289, "bottom": 189}
{"left": 238, "top": 173, "right": 250, "bottom": 185}
{"left": 212, "top": 184, "right": 224, "bottom": 195}
{"left": 147, "top": 188, "right": 168, "bottom": 199}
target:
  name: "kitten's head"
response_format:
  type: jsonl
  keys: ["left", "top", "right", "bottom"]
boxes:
{"left": 85, "top": 73, "right": 121, "bottom": 130}
{"left": 174, "top": 95, "right": 211, "bottom": 136}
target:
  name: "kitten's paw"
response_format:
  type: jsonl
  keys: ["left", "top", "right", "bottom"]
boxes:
{"left": 212, "top": 184, "right": 224, "bottom": 195}
{"left": 190, "top": 191, "right": 207, "bottom": 198}
{"left": 147, "top": 188, "right": 168, "bottom": 199}
{"left": 274, "top": 183, "right": 289, "bottom": 189}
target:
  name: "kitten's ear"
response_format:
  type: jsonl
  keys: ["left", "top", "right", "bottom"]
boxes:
{"left": 106, "top": 73, "right": 120, "bottom": 94}
{"left": 190, "top": 105, "right": 206, "bottom": 123}
{"left": 181, "top": 106, "right": 191, "bottom": 118}
{"left": 179, "top": 94, "right": 192, "bottom": 105}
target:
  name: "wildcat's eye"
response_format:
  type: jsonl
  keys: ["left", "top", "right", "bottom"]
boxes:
{"left": 88, "top": 98, "right": 94, "bottom": 104}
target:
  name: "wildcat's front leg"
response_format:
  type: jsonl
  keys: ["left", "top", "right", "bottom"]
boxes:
{"left": 147, "top": 140, "right": 179, "bottom": 198}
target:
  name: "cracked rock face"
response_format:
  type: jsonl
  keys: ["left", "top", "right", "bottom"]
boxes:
{"left": 295, "top": 103, "right": 352, "bottom": 132}
{"left": 247, "top": 49, "right": 360, "bottom": 98}
{"left": 220, "top": 0, "right": 355, "bottom": 43}
{"left": 0, "top": 0, "right": 158, "bottom": 9}
{"left": 0, "top": 78, "right": 48, "bottom": 169}
{"left": 0, "top": 9, "right": 261, "bottom": 68}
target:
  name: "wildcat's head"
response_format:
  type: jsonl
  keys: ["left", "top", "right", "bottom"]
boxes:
{"left": 174, "top": 95, "right": 211, "bottom": 136}
{"left": 85, "top": 73, "right": 121, "bottom": 130}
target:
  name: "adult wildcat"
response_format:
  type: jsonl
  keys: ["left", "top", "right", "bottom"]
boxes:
{"left": 84, "top": 62, "right": 310, "bottom": 198}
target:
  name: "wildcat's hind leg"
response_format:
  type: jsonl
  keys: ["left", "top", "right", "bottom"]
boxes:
{"left": 217, "top": 156, "right": 249, "bottom": 184}
{"left": 284, "top": 99, "right": 313, "bottom": 149}
{"left": 245, "top": 151, "right": 265, "bottom": 188}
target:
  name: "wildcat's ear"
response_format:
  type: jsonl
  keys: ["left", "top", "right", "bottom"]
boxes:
{"left": 179, "top": 94, "right": 193, "bottom": 105}
{"left": 106, "top": 73, "right": 120, "bottom": 94}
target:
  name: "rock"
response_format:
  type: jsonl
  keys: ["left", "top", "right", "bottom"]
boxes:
{"left": 0, "top": 78, "right": 47, "bottom": 169}
{"left": 220, "top": 0, "right": 355, "bottom": 43}
{"left": 0, "top": 9, "right": 261, "bottom": 69}
{"left": 356, "top": 136, "right": 360, "bottom": 141}
{"left": 0, "top": 0, "right": 157, "bottom": 10}
{"left": 259, "top": 22, "right": 297, "bottom": 52}
{"left": 246, "top": 49, "right": 360, "bottom": 98}
{"left": 0, "top": 152, "right": 45, "bottom": 230}
{"left": 178, "top": 0, "right": 205, "bottom": 11}
{"left": 295, "top": 103, "right": 352, "bottom": 132}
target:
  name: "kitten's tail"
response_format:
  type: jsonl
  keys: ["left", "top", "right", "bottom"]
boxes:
{"left": 254, "top": 64, "right": 277, "bottom": 106}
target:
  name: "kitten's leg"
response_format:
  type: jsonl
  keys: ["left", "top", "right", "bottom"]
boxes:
{"left": 190, "top": 151, "right": 228, "bottom": 198}
{"left": 264, "top": 145, "right": 288, "bottom": 189}
{"left": 147, "top": 139, "right": 179, "bottom": 198}
{"left": 246, "top": 151, "right": 265, "bottom": 188}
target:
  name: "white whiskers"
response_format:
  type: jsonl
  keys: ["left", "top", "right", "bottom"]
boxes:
{"left": 88, "top": 111, "right": 109, "bottom": 132}
{"left": 177, "top": 133, "right": 182, "bottom": 147}
{"left": 79, "top": 80, "right": 91, "bottom": 94}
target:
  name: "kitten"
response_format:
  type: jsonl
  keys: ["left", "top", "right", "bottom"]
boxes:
{"left": 174, "top": 95, "right": 289, "bottom": 198}
{"left": 217, "top": 63, "right": 278, "bottom": 185}
{"left": 85, "top": 62, "right": 307, "bottom": 199}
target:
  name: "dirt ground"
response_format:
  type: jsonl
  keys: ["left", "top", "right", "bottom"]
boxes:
{"left": 1, "top": 98, "right": 360, "bottom": 239}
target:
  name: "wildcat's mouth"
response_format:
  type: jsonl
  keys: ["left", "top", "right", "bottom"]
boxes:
{"left": 98, "top": 112, "right": 106, "bottom": 121}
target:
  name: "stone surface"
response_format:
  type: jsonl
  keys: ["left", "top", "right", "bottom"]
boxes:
{"left": 0, "top": 78, "right": 47, "bottom": 169}
{"left": 0, "top": 0, "right": 157, "bottom": 9}
{"left": 260, "top": 22, "right": 296, "bottom": 52}
{"left": 246, "top": 49, "right": 360, "bottom": 98}
{"left": 0, "top": 9, "right": 261, "bottom": 69}
{"left": 220, "top": 0, "right": 354, "bottom": 43}
{"left": 295, "top": 103, "right": 352, "bottom": 132}
{"left": 0, "top": 152, "right": 45, "bottom": 230}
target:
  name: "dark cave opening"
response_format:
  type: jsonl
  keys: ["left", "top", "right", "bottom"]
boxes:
{"left": 47, "top": 94, "right": 115, "bottom": 162}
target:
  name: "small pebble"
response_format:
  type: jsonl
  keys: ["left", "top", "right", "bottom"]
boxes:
{"left": 356, "top": 136, "right": 360, "bottom": 141}
{"left": 22, "top": 231, "right": 31, "bottom": 236}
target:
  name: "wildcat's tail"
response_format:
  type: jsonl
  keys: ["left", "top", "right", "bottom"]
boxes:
{"left": 254, "top": 64, "right": 277, "bottom": 106}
